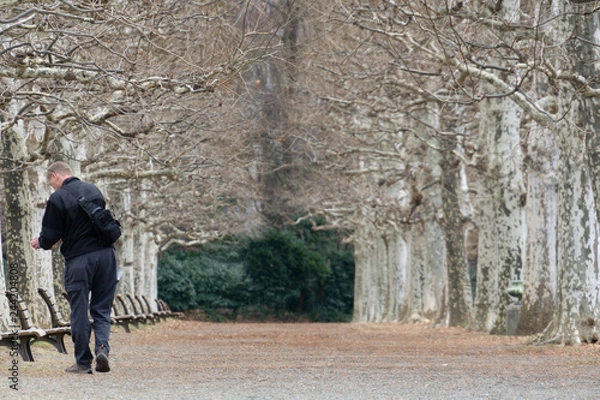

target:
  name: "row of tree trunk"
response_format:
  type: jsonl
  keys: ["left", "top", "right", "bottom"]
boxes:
{"left": 344, "top": 0, "right": 600, "bottom": 344}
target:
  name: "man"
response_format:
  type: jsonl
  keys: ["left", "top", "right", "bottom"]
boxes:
{"left": 30, "top": 161, "right": 118, "bottom": 374}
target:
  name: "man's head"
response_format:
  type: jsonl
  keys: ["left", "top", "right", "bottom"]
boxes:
{"left": 46, "top": 161, "right": 73, "bottom": 190}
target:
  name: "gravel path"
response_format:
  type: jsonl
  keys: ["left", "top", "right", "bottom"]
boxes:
{"left": 3, "top": 319, "right": 599, "bottom": 399}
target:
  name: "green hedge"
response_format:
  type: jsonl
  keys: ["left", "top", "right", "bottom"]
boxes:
{"left": 157, "top": 239, "right": 250, "bottom": 317}
{"left": 157, "top": 220, "right": 355, "bottom": 322}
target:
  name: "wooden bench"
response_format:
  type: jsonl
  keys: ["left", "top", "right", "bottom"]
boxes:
{"left": 134, "top": 294, "right": 162, "bottom": 323}
{"left": 162, "top": 298, "right": 186, "bottom": 318}
{"left": 142, "top": 295, "right": 167, "bottom": 321}
{"left": 0, "top": 324, "right": 45, "bottom": 362}
{"left": 111, "top": 301, "right": 135, "bottom": 333}
{"left": 154, "top": 298, "right": 169, "bottom": 317}
{"left": 37, "top": 288, "right": 70, "bottom": 329}
{"left": 0, "top": 331, "right": 20, "bottom": 355}
{"left": 156, "top": 298, "right": 185, "bottom": 319}
{"left": 126, "top": 293, "right": 155, "bottom": 324}
{"left": 115, "top": 294, "right": 144, "bottom": 326}
{"left": 5, "top": 291, "right": 71, "bottom": 361}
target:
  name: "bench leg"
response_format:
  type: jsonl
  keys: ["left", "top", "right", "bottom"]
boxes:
{"left": 19, "top": 338, "right": 35, "bottom": 362}
{"left": 34, "top": 334, "right": 69, "bottom": 354}
{"left": 121, "top": 321, "right": 131, "bottom": 333}
{"left": 49, "top": 334, "right": 68, "bottom": 354}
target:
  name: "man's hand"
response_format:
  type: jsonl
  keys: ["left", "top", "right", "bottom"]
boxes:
{"left": 30, "top": 237, "right": 40, "bottom": 249}
{"left": 31, "top": 237, "right": 62, "bottom": 250}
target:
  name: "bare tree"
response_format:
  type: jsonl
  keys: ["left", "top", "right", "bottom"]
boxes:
{"left": 0, "top": 0, "right": 280, "bottom": 323}
{"left": 293, "top": 0, "right": 600, "bottom": 338}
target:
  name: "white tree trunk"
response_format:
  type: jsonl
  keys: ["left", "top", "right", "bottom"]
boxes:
{"left": 0, "top": 215, "right": 9, "bottom": 330}
{"left": 518, "top": 124, "right": 558, "bottom": 334}
{"left": 538, "top": 0, "right": 600, "bottom": 344}
{"left": 543, "top": 109, "right": 600, "bottom": 344}
{"left": 1, "top": 96, "right": 49, "bottom": 326}
{"left": 439, "top": 140, "right": 473, "bottom": 327}
{"left": 405, "top": 216, "right": 446, "bottom": 323}
{"left": 403, "top": 131, "right": 447, "bottom": 323}
{"left": 115, "top": 187, "right": 135, "bottom": 296}
{"left": 474, "top": 94, "right": 524, "bottom": 333}
{"left": 353, "top": 217, "right": 408, "bottom": 323}
{"left": 134, "top": 180, "right": 159, "bottom": 302}
{"left": 143, "top": 237, "right": 159, "bottom": 310}
{"left": 472, "top": 0, "right": 525, "bottom": 334}
{"left": 30, "top": 162, "right": 55, "bottom": 325}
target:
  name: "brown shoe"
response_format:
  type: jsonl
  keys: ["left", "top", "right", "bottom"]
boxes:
{"left": 95, "top": 344, "right": 110, "bottom": 372}
{"left": 65, "top": 363, "right": 92, "bottom": 374}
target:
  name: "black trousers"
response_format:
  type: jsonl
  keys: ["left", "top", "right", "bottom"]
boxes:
{"left": 65, "top": 247, "right": 117, "bottom": 366}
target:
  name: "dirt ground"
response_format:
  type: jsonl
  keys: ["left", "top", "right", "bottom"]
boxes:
{"left": 3, "top": 317, "right": 600, "bottom": 399}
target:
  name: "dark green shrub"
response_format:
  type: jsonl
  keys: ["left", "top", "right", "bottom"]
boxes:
{"left": 242, "top": 229, "right": 331, "bottom": 313}
{"left": 287, "top": 217, "right": 355, "bottom": 321}
{"left": 157, "top": 251, "right": 200, "bottom": 311}
{"left": 157, "top": 218, "right": 355, "bottom": 321}
{"left": 316, "top": 247, "right": 355, "bottom": 321}
{"left": 157, "top": 239, "right": 250, "bottom": 313}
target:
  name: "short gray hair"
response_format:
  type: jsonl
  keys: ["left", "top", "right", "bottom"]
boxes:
{"left": 46, "top": 161, "right": 73, "bottom": 180}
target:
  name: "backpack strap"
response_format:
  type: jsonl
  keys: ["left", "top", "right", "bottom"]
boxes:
{"left": 60, "top": 183, "right": 84, "bottom": 220}
{"left": 61, "top": 183, "right": 99, "bottom": 220}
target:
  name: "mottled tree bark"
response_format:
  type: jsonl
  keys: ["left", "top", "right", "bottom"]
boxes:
{"left": 517, "top": 124, "right": 557, "bottom": 335}
{"left": 352, "top": 220, "right": 409, "bottom": 323}
{"left": 439, "top": 140, "right": 473, "bottom": 327}
{"left": 537, "top": 1, "right": 600, "bottom": 344}
{"left": 0, "top": 123, "right": 47, "bottom": 325}
{"left": 0, "top": 211, "right": 10, "bottom": 330}
{"left": 472, "top": 0, "right": 525, "bottom": 334}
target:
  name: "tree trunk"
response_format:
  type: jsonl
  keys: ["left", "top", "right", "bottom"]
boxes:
{"left": 0, "top": 115, "right": 47, "bottom": 325}
{"left": 439, "top": 140, "right": 473, "bottom": 327}
{"left": 537, "top": 1, "right": 600, "bottom": 344}
{"left": 116, "top": 187, "right": 135, "bottom": 296}
{"left": 473, "top": 96, "right": 524, "bottom": 333}
{"left": 403, "top": 114, "right": 447, "bottom": 324}
{"left": 29, "top": 163, "right": 54, "bottom": 324}
{"left": 517, "top": 124, "right": 557, "bottom": 335}
{"left": 539, "top": 109, "right": 600, "bottom": 344}
{"left": 405, "top": 216, "right": 446, "bottom": 323}
{"left": 0, "top": 212, "right": 10, "bottom": 330}
{"left": 578, "top": 8, "right": 600, "bottom": 235}
{"left": 472, "top": 0, "right": 524, "bottom": 334}
{"left": 52, "top": 247, "right": 69, "bottom": 317}
{"left": 353, "top": 219, "right": 409, "bottom": 322}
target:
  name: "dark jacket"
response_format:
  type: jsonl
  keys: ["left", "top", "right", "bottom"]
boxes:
{"left": 39, "top": 177, "right": 111, "bottom": 259}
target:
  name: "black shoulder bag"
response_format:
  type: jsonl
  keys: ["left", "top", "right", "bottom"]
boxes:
{"left": 62, "top": 185, "right": 122, "bottom": 246}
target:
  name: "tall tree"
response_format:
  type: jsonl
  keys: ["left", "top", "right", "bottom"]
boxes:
{"left": 0, "top": 1, "right": 275, "bottom": 324}
{"left": 537, "top": 0, "right": 600, "bottom": 344}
